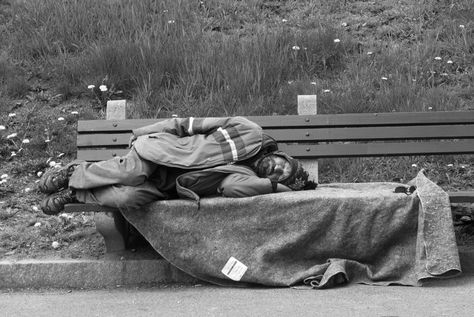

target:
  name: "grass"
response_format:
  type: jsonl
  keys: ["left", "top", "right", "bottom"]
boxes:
{"left": 3, "top": 0, "right": 472, "bottom": 118}
{"left": 0, "top": 0, "right": 473, "bottom": 258}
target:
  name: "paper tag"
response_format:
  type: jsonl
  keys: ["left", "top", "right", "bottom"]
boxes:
{"left": 221, "top": 257, "right": 248, "bottom": 281}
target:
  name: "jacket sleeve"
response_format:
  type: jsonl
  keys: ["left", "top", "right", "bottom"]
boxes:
{"left": 132, "top": 116, "right": 261, "bottom": 137}
{"left": 218, "top": 174, "right": 292, "bottom": 198}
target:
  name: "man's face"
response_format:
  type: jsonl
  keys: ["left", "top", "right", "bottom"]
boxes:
{"left": 259, "top": 154, "right": 292, "bottom": 182}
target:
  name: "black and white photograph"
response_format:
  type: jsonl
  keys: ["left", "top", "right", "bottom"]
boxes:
{"left": 1, "top": 0, "right": 473, "bottom": 316}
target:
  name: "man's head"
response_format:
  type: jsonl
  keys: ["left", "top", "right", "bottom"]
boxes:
{"left": 255, "top": 151, "right": 317, "bottom": 190}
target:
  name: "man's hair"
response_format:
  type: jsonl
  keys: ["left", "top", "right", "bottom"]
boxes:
{"left": 257, "top": 151, "right": 317, "bottom": 191}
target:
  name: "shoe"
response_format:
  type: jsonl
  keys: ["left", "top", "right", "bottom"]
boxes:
{"left": 38, "top": 163, "right": 78, "bottom": 194}
{"left": 40, "top": 189, "right": 78, "bottom": 215}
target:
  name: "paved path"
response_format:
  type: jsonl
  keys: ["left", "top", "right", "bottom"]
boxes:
{"left": 2, "top": 274, "right": 474, "bottom": 317}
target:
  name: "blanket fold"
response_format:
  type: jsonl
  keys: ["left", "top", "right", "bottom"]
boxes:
{"left": 120, "top": 170, "right": 461, "bottom": 288}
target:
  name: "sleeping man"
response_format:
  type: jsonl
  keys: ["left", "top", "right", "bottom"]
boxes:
{"left": 38, "top": 116, "right": 317, "bottom": 214}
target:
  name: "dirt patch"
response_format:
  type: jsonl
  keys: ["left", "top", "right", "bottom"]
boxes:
{"left": 0, "top": 201, "right": 106, "bottom": 261}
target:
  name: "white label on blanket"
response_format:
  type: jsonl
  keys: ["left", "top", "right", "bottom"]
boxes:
{"left": 221, "top": 257, "right": 248, "bottom": 281}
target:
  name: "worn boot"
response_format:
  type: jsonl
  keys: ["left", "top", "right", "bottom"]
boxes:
{"left": 38, "top": 162, "right": 78, "bottom": 194}
{"left": 40, "top": 189, "right": 78, "bottom": 215}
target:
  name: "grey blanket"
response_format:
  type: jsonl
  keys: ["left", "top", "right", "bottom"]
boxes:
{"left": 121, "top": 170, "right": 461, "bottom": 288}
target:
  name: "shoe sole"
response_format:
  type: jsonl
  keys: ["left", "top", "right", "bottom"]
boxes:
{"left": 40, "top": 195, "right": 62, "bottom": 215}
{"left": 40, "top": 190, "right": 74, "bottom": 215}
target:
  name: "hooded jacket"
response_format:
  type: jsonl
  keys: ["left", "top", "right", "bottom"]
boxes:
{"left": 132, "top": 116, "right": 264, "bottom": 169}
{"left": 131, "top": 116, "right": 287, "bottom": 201}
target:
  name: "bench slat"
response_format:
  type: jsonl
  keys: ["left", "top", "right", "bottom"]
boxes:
{"left": 279, "top": 140, "right": 474, "bottom": 158}
{"left": 78, "top": 133, "right": 131, "bottom": 147}
{"left": 78, "top": 111, "right": 474, "bottom": 132}
{"left": 77, "top": 139, "right": 474, "bottom": 161}
{"left": 77, "top": 125, "right": 474, "bottom": 147}
{"left": 269, "top": 125, "right": 474, "bottom": 141}
{"left": 448, "top": 191, "right": 474, "bottom": 203}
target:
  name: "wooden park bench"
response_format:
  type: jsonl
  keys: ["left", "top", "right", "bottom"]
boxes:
{"left": 64, "top": 95, "right": 474, "bottom": 253}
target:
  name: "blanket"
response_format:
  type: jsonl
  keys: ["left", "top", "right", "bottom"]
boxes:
{"left": 120, "top": 170, "right": 461, "bottom": 288}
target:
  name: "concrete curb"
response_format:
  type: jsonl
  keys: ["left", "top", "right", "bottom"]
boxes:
{"left": 0, "top": 258, "right": 197, "bottom": 289}
{"left": 1, "top": 249, "right": 473, "bottom": 289}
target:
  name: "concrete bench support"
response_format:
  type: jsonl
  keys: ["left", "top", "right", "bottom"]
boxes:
{"left": 94, "top": 211, "right": 128, "bottom": 252}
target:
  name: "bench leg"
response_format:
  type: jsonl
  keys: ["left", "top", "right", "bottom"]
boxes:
{"left": 94, "top": 210, "right": 128, "bottom": 253}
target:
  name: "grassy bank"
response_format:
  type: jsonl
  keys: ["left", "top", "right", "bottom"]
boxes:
{"left": 2, "top": 0, "right": 472, "bottom": 117}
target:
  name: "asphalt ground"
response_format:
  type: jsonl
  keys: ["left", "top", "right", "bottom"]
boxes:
{"left": 2, "top": 275, "right": 474, "bottom": 317}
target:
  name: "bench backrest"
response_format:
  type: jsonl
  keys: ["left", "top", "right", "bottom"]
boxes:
{"left": 77, "top": 111, "right": 474, "bottom": 161}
